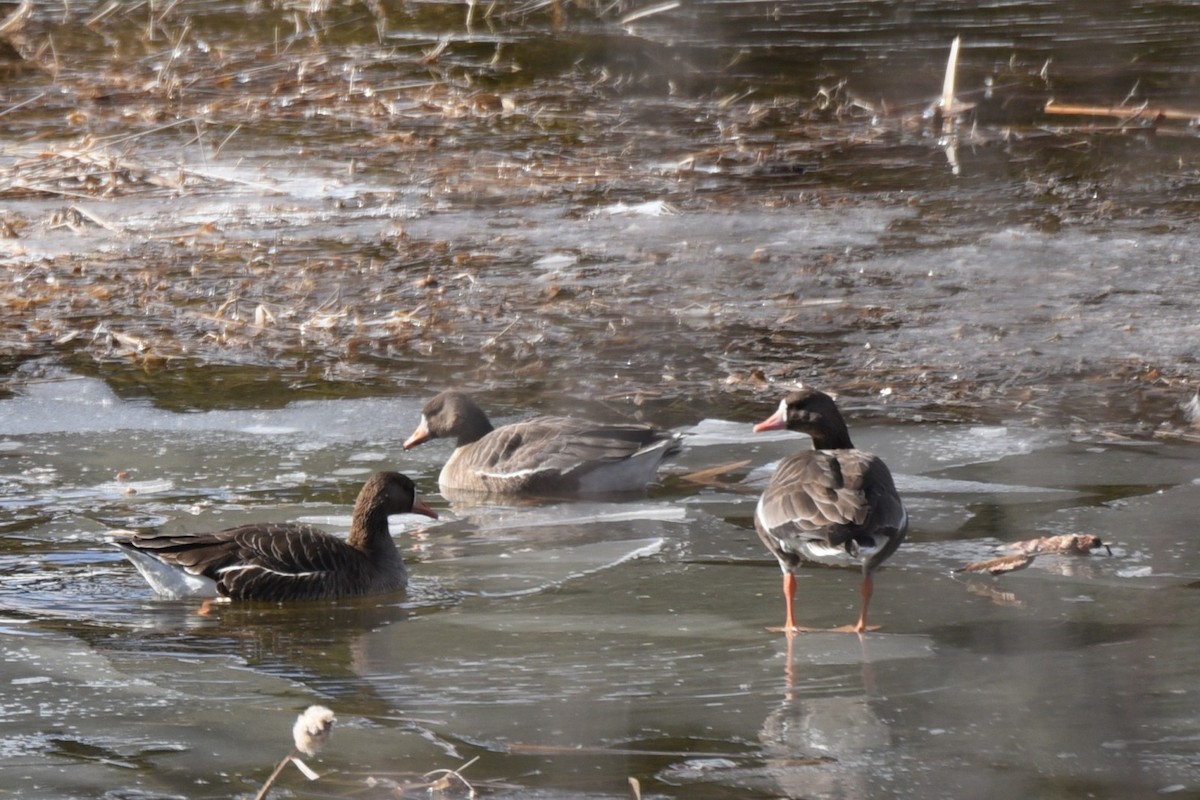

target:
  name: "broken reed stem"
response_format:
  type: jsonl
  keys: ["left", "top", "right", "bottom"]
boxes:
{"left": 253, "top": 748, "right": 299, "bottom": 800}
{"left": 679, "top": 459, "right": 753, "bottom": 486}
{"left": 423, "top": 755, "right": 480, "bottom": 797}
{"left": 1044, "top": 100, "right": 1199, "bottom": 122}
{"left": 941, "top": 35, "right": 960, "bottom": 112}
{"left": 939, "top": 34, "right": 961, "bottom": 132}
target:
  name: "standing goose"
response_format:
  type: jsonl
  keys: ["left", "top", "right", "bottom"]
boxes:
{"left": 111, "top": 472, "right": 438, "bottom": 602}
{"left": 752, "top": 388, "right": 907, "bottom": 634}
{"left": 402, "top": 390, "right": 681, "bottom": 496}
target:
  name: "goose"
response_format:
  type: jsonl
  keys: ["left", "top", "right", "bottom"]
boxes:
{"left": 752, "top": 388, "right": 907, "bottom": 633}
{"left": 402, "top": 390, "right": 680, "bottom": 496}
{"left": 110, "top": 471, "right": 438, "bottom": 602}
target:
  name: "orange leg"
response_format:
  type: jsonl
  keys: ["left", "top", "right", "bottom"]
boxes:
{"left": 830, "top": 571, "right": 881, "bottom": 634}
{"left": 853, "top": 571, "right": 874, "bottom": 633}
{"left": 784, "top": 572, "right": 798, "bottom": 631}
{"left": 770, "top": 572, "right": 822, "bottom": 634}
{"left": 773, "top": 570, "right": 878, "bottom": 635}
{"left": 768, "top": 572, "right": 803, "bottom": 633}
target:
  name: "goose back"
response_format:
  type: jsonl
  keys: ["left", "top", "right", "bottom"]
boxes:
{"left": 112, "top": 472, "right": 436, "bottom": 602}
{"left": 405, "top": 390, "right": 680, "bottom": 495}
{"left": 755, "top": 448, "right": 907, "bottom": 571}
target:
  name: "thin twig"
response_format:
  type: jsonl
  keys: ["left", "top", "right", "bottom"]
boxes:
{"left": 0, "top": 0, "right": 32, "bottom": 36}
{"left": 213, "top": 124, "right": 242, "bottom": 159}
{"left": 619, "top": 1, "right": 680, "bottom": 24}
{"left": 0, "top": 92, "right": 46, "bottom": 120}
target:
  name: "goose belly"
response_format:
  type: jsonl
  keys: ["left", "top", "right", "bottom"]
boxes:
{"left": 574, "top": 449, "right": 667, "bottom": 493}
{"left": 118, "top": 548, "right": 220, "bottom": 599}
{"left": 789, "top": 534, "right": 888, "bottom": 568}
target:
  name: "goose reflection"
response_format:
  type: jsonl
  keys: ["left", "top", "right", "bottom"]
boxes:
{"left": 759, "top": 691, "right": 891, "bottom": 799}
{"left": 110, "top": 592, "right": 454, "bottom": 703}
{"left": 756, "top": 634, "right": 897, "bottom": 799}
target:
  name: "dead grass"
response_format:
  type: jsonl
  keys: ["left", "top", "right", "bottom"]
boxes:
{"left": 0, "top": 8, "right": 1195, "bottom": 428}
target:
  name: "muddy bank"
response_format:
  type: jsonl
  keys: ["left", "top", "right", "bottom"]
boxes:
{"left": 0, "top": 1, "right": 1197, "bottom": 435}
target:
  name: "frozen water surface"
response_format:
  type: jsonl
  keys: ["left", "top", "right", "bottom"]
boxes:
{"left": 3, "top": 1, "right": 1200, "bottom": 797}
{"left": 1, "top": 377, "right": 1199, "bottom": 799}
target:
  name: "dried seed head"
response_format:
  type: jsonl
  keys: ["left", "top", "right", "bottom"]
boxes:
{"left": 292, "top": 705, "right": 335, "bottom": 756}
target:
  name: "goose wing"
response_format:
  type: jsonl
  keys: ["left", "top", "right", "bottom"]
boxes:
{"left": 468, "top": 417, "right": 673, "bottom": 480}
{"left": 116, "top": 524, "right": 370, "bottom": 601}
{"left": 755, "top": 450, "right": 905, "bottom": 565}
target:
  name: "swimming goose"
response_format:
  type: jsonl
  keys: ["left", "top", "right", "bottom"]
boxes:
{"left": 111, "top": 472, "right": 438, "bottom": 602}
{"left": 752, "top": 388, "right": 907, "bottom": 634}
{"left": 402, "top": 390, "right": 681, "bottom": 496}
